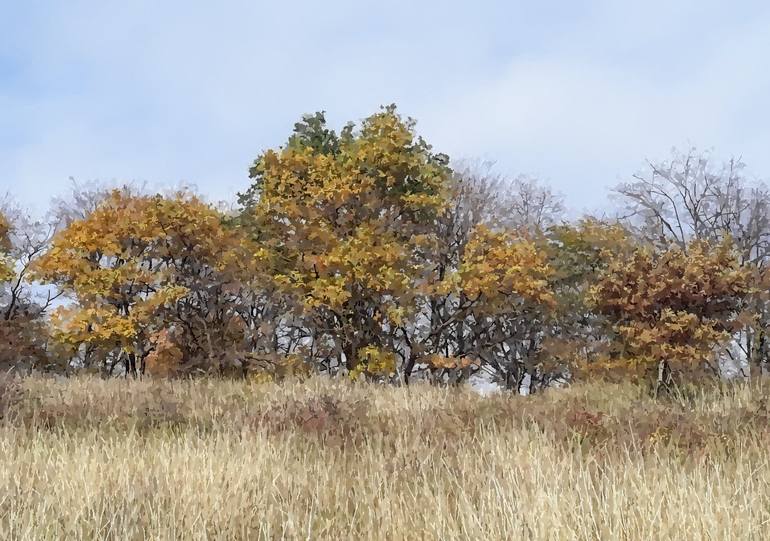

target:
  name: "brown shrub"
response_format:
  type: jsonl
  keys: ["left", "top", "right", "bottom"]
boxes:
{"left": 144, "top": 329, "right": 184, "bottom": 378}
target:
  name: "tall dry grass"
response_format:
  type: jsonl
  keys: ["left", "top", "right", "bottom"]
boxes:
{"left": 0, "top": 375, "right": 768, "bottom": 540}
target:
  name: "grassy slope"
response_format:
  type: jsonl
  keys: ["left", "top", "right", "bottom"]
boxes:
{"left": 0, "top": 375, "right": 769, "bottom": 540}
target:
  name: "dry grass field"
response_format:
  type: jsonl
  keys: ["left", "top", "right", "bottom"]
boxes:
{"left": 0, "top": 375, "right": 769, "bottom": 540}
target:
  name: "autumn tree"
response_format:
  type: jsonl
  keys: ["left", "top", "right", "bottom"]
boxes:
{"left": 592, "top": 238, "right": 753, "bottom": 393}
{"left": 34, "top": 189, "right": 263, "bottom": 376}
{"left": 615, "top": 148, "right": 770, "bottom": 375}
{"left": 241, "top": 106, "right": 454, "bottom": 378}
{"left": 446, "top": 225, "right": 555, "bottom": 390}
{"left": 396, "top": 166, "right": 504, "bottom": 385}
{"left": 407, "top": 165, "right": 599, "bottom": 391}
{"left": 0, "top": 204, "right": 58, "bottom": 372}
{"left": 542, "top": 219, "right": 633, "bottom": 373}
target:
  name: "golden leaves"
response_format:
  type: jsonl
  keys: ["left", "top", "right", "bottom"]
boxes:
{"left": 0, "top": 213, "right": 15, "bottom": 282}
{"left": 246, "top": 107, "right": 454, "bottom": 337}
{"left": 0, "top": 256, "right": 13, "bottom": 283}
{"left": 35, "top": 190, "right": 251, "bottom": 358}
{"left": 457, "top": 225, "right": 555, "bottom": 310}
{"left": 350, "top": 346, "right": 397, "bottom": 380}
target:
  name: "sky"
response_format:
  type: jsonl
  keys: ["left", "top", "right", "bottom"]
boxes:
{"left": 2, "top": 0, "right": 769, "bottom": 217}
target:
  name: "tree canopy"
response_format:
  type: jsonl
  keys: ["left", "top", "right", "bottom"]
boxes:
{"left": 0, "top": 108, "right": 764, "bottom": 391}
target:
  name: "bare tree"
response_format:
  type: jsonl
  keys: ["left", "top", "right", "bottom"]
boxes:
{"left": 614, "top": 148, "right": 770, "bottom": 260}
{"left": 500, "top": 175, "right": 565, "bottom": 234}
{"left": 453, "top": 161, "right": 566, "bottom": 234}
{"left": 49, "top": 178, "right": 146, "bottom": 230}
{"left": 0, "top": 197, "right": 62, "bottom": 372}
{"left": 0, "top": 197, "right": 61, "bottom": 319}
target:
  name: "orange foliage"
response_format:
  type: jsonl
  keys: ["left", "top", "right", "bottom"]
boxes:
{"left": 592, "top": 239, "right": 753, "bottom": 370}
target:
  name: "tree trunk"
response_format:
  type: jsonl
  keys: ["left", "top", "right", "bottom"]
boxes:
{"left": 754, "top": 329, "right": 768, "bottom": 378}
{"left": 128, "top": 352, "right": 138, "bottom": 378}
{"left": 403, "top": 353, "right": 417, "bottom": 386}
{"left": 654, "top": 360, "right": 672, "bottom": 398}
{"left": 343, "top": 340, "right": 358, "bottom": 372}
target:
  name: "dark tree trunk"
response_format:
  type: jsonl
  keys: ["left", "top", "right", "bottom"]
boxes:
{"left": 127, "top": 352, "right": 138, "bottom": 378}
{"left": 654, "top": 360, "right": 672, "bottom": 398}
{"left": 403, "top": 353, "right": 417, "bottom": 386}
{"left": 343, "top": 341, "right": 358, "bottom": 372}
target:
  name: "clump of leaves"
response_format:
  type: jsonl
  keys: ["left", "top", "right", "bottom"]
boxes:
{"left": 592, "top": 239, "right": 752, "bottom": 377}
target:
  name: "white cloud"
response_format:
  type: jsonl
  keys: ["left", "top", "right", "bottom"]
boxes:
{"left": 415, "top": 6, "right": 770, "bottom": 213}
{"left": 1, "top": 1, "right": 769, "bottom": 217}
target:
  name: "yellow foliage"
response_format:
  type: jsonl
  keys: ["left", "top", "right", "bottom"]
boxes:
{"left": 350, "top": 346, "right": 397, "bottom": 380}
{"left": 34, "top": 190, "right": 251, "bottom": 360}
{"left": 456, "top": 225, "right": 555, "bottom": 311}
{"left": 247, "top": 106, "right": 453, "bottom": 344}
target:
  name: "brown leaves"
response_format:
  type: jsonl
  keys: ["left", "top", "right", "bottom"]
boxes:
{"left": 424, "top": 355, "right": 480, "bottom": 370}
{"left": 593, "top": 239, "right": 753, "bottom": 369}
{"left": 145, "top": 329, "right": 184, "bottom": 378}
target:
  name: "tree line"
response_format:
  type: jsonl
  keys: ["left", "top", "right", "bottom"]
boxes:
{"left": 2, "top": 105, "right": 768, "bottom": 392}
